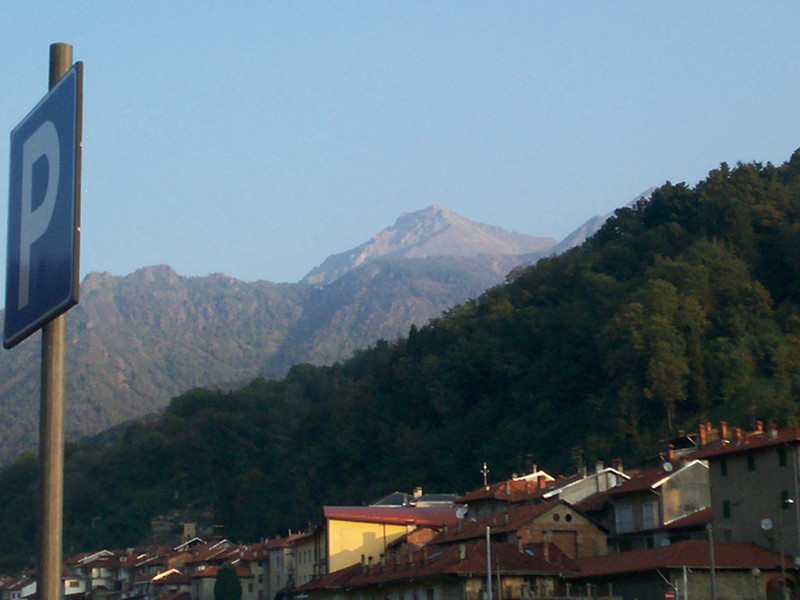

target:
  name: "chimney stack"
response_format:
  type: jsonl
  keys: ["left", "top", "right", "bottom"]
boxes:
{"left": 698, "top": 423, "right": 707, "bottom": 447}
{"left": 720, "top": 421, "right": 728, "bottom": 439}
{"left": 612, "top": 458, "right": 623, "bottom": 473}
{"left": 595, "top": 460, "right": 604, "bottom": 474}
{"left": 768, "top": 423, "right": 779, "bottom": 440}
{"left": 755, "top": 421, "right": 764, "bottom": 434}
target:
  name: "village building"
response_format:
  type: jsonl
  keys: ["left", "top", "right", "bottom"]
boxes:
{"left": 296, "top": 539, "right": 581, "bottom": 600}
{"left": 430, "top": 499, "right": 607, "bottom": 561}
{"left": 569, "top": 539, "right": 795, "bottom": 600}
{"left": 577, "top": 456, "right": 710, "bottom": 552}
{"left": 190, "top": 564, "right": 254, "bottom": 600}
{"left": 323, "top": 505, "right": 460, "bottom": 574}
{"left": 693, "top": 422, "right": 800, "bottom": 559}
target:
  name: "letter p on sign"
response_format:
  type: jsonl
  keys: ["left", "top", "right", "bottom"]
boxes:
{"left": 4, "top": 63, "right": 82, "bottom": 349}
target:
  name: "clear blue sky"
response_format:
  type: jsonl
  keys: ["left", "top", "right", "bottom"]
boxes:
{"left": 1, "top": 2, "right": 799, "bottom": 286}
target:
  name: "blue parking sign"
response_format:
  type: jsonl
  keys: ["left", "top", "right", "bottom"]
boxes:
{"left": 5, "top": 63, "right": 82, "bottom": 349}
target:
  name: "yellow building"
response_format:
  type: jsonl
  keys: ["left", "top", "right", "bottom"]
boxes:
{"left": 324, "top": 505, "right": 459, "bottom": 573}
{"left": 294, "top": 527, "right": 327, "bottom": 587}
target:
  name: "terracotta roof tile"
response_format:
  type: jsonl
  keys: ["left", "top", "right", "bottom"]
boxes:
{"left": 691, "top": 426, "right": 800, "bottom": 460}
{"left": 570, "top": 541, "right": 793, "bottom": 578}
{"left": 297, "top": 541, "right": 575, "bottom": 592}
{"left": 324, "top": 505, "right": 460, "bottom": 527}
{"left": 430, "top": 500, "right": 567, "bottom": 545}
{"left": 663, "top": 508, "right": 712, "bottom": 530}
{"left": 458, "top": 474, "right": 556, "bottom": 504}
{"left": 189, "top": 564, "right": 253, "bottom": 579}
{"left": 608, "top": 459, "right": 706, "bottom": 495}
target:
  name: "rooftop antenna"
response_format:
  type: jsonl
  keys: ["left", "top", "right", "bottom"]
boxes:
{"left": 481, "top": 462, "right": 490, "bottom": 489}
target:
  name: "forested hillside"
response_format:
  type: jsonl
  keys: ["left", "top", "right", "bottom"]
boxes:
{"left": 0, "top": 252, "right": 516, "bottom": 466}
{"left": 2, "top": 151, "right": 800, "bottom": 572}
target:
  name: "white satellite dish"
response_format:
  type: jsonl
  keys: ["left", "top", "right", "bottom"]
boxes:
{"left": 761, "top": 518, "right": 774, "bottom": 531}
{"left": 663, "top": 462, "right": 674, "bottom": 472}
{"left": 456, "top": 506, "right": 468, "bottom": 520}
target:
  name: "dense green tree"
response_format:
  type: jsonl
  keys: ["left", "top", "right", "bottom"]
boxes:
{"left": 214, "top": 565, "right": 242, "bottom": 600}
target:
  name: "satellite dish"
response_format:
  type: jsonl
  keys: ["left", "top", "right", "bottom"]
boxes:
{"left": 663, "top": 462, "right": 674, "bottom": 472}
{"left": 761, "top": 518, "right": 774, "bottom": 531}
{"left": 456, "top": 506, "right": 468, "bottom": 520}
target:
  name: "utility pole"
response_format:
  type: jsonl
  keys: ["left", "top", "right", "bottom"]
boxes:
{"left": 707, "top": 523, "right": 717, "bottom": 600}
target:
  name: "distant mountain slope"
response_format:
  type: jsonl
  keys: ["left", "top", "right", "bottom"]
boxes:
{"left": 0, "top": 253, "right": 525, "bottom": 466}
{"left": 548, "top": 189, "right": 655, "bottom": 255}
{"left": 0, "top": 199, "right": 643, "bottom": 466}
{"left": 301, "top": 205, "right": 556, "bottom": 286}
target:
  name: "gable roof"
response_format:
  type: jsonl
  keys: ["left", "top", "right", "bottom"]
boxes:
{"left": 663, "top": 507, "right": 712, "bottom": 530}
{"left": 570, "top": 541, "right": 792, "bottom": 578}
{"left": 297, "top": 541, "right": 575, "bottom": 592}
{"left": 324, "top": 505, "right": 460, "bottom": 527}
{"left": 692, "top": 426, "right": 800, "bottom": 460}
{"left": 458, "top": 472, "right": 555, "bottom": 504}
{"left": 607, "top": 459, "right": 706, "bottom": 495}
{"left": 189, "top": 564, "right": 254, "bottom": 579}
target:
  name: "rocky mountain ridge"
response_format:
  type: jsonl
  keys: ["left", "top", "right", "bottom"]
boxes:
{"left": 301, "top": 205, "right": 556, "bottom": 286}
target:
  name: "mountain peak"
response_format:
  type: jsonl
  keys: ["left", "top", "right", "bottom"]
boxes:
{"left": 301, "top": 206, "right": 555, "bottom": 286}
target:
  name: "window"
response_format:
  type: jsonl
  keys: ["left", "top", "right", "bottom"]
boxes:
{"left": 747, "top": 454, "right": 756, "bottom": 472}
{"left": 723, "top": 500, "right": 731, "bottom": 519}
{"left": 779, "top": 446, "right": 788, "bottom": 468}
{"left": 615, "top": 506, "right": 633, "bottom": 533}
{"left": 720, "top": 459, "right": 728, "bottom": 476}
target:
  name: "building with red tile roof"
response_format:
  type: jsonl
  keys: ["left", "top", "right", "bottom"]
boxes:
{"left": 323, "top": 505, "right": 460, "bottom": 575}
{"left": 297, "top": 540, "right": 576, "bottom": 600}
{"left": 569, "top": 540, "right": 795, "bottom": 600}
{"left": 190, "top": 564, "right": 254, "bottom": 600}
{"left": 580, "top": 456, "right": 709, "bottom": 552}
{"left": 429, "top": 499, "right": 607, "bottom": 560}
{"left": 690, "top": 422, "right": 800, "bottom": 560}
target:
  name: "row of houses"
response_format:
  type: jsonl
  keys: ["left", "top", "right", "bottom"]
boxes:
{"left": 2, "top": 421, "right": 799, "bottom": 600}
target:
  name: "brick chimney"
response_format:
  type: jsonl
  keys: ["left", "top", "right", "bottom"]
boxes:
{"left": 755, "top": 421, "right": 764, "bottom": 434}
{"left": 666, "top": 444, "right": 674, "bottom": 461}
{"left": 612, "top": 458, "right": 623, "bottom": 473}
{"left": 733, "top": 428, "right": 743, "bottom": 444}
{"left": 768, "top": 422, "right": 779, "bottom": 440}
{"left": 538, "top": 475, "right": 547, "bottom": 489}
{"left": 720, "top": 421, "right": 728, "bottom": 440}
{"left": 698, "top": 422, "right": 707, "bottom": 447}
